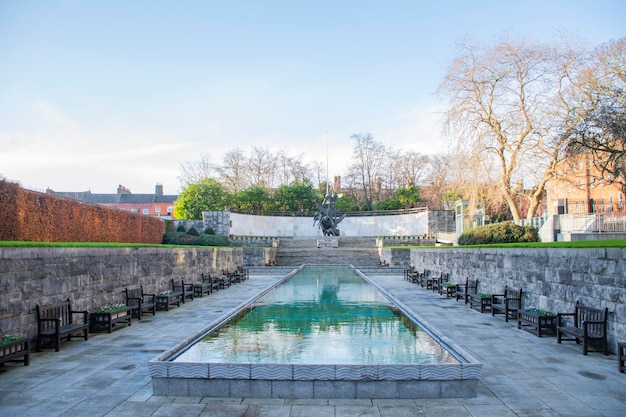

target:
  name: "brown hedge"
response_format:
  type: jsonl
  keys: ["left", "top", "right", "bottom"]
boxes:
{"left": 0, "top": 180, "right": 164, "bottom": 243}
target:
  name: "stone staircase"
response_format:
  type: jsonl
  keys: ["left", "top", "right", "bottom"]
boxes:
{"left": 274, "top": 237, "right": 382, "bottom": 267}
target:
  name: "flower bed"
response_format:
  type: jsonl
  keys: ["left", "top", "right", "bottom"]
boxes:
{"left": 90, "top": 304, "right": 132, "bottom": 333}
{"left": 0, "top": 333, "right": 30, "bottom": 366}
{"left": 518, "top": 308, "right": 557, "bottom": 337}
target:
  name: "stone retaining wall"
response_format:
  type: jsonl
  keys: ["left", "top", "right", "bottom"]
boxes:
{"left": 203, "top": 210, "right": 454, "bottom": 238}
{"left": 382, "top": 247, "right": 626, "bottom": 352}
{"left": 0, "top": 247, "right": 249, "bottom": 340}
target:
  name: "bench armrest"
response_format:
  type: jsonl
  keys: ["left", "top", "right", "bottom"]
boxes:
{"left": 491, "top": 294, "right": 505, "bottom": 302}
{"left": 71, "top": 310, "right": 89, "bottom": 322}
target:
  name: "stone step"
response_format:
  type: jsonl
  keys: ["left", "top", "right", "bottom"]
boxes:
{"left": 274, "top": 237, "right": 381, "bottom": 267}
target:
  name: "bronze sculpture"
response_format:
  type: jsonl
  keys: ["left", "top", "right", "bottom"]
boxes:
{"left": 313, "top": 194, "right": 345, "bottom": 236}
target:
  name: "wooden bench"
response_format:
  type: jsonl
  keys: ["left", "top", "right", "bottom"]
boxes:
{"left": 456, "top": 278, "right": 478, "bottom": 304}
{"left": 36, "top": 298, "right": 89, "bottom": 352}
{"left": 418, "top": 270, "right": 432, "bottom": 288}
{"left": 172, "top": 279, "right": 194, "bottom": 303}
{"left": 124, "top": 286, "right": 157, "bottom": 320}
{"left": 218, "top": 271, "right": 233, "bottom": 288}
{"left": 557, "top": 301, "right": 609, "bottom": 355}
{"left": 491, "top": 286, "right": 523, "bottom": 322}
{"left": 618, "top": 342, "right": 626, "bottom": 373}
{"left": 467, "top": 283, "right": 491, "bottom": 313}
{"left": 201, "top": 273, "right": 220, "bottom": 293}
{"left": 0, "top": 328, "right": 30, "bottom": 366}
{"left": 404, "top": 267, "right": 416, "bottom": 281}
{"left": 432, "top": 273, "right": 450, "bottom": 295}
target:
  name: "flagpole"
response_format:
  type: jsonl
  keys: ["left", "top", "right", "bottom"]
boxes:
{"left": 326, "top": 131, "right": 329, "bottom": 196}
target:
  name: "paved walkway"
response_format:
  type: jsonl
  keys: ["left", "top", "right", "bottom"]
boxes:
{"left": 1, "top": 271, "right": 625, "bottom": 417}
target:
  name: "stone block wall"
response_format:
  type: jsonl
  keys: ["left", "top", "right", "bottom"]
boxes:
{"left": 428, "top": 210, "right": 455, "bottom": 234}
{"left": 205, "top": 209, "right": 453, "bottom": 238}
{"left": 202, "top": 211, "right": 231, "bottom": 236}
{"left": 382, "top": 247, "right": 626, "bottom": 352}
{"left": 0, "top": 247, "right": 247, "bottom": 340}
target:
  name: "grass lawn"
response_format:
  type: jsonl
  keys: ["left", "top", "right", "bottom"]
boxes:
{"left": 387, "top": 239, "right": 626, "bottom": 249}
{"left": 2, "top": 239, "right": 626, "bottom": 249}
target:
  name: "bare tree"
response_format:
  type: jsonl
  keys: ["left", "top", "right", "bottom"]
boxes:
{"left": 275, "top": 151, "right": 312, "bottom": 186}
{"left": 566, "top": 38, "right": 626, "bottom": 191}
{"left": 393, "top": 150, "right": 430, "bottom": 187}
{"left": 439, "top": 36, "right": 589, "bottom": 221}
{"left": 246, "top": 146, "right": 277, "bottom": 188}
{"left": 218, "top": 149, "right": 248, "bottom": 192}
{"left": 348, "top": 133, "right": 387, "bottom": 209}
{"left": 177, "top": 153, "right": 215, "bottom": 187}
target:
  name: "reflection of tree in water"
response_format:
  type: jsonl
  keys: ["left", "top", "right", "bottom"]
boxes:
{"left": 320, "top": 284, "right": 338, "bottom": 302}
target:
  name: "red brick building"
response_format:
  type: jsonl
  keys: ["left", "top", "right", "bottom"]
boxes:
{"left": 545, "top": 154, "right": 624, "bottom": 216}
{"left": 47, "top": 184, "right": 178, "bottom": 219}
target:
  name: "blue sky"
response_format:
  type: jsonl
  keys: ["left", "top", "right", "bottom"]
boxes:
{"left": 1, "top": 1, "right": 624, "bottom": 194}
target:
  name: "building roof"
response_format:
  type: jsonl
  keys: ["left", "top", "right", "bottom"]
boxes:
{"left": 46, "top": 184, "right": 178, "bottom": 205}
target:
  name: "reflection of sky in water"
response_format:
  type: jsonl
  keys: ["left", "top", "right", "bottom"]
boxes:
{"left": 175, "top": 266, "right": 458, "bottom": 364}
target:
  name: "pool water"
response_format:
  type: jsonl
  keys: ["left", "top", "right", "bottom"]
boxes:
{"left": 174, "top": 266, "right": 458, "bottom": 365}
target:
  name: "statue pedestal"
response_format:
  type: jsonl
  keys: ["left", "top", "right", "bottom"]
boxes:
{"left": 317, "top": 237, "right": 339, "bottom": 248}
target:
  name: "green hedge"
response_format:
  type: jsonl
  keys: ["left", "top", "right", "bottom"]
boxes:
{"left": 162, "top": 232, "right": 228, "bottom": 246}
{"left": 458, "top": 222, "right": 539, "bottom": 245}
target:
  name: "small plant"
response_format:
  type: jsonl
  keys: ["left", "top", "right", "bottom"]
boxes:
{"left": 443, "top": 282, "right": 456, "bottom": 287}
{"left": 160, "top": 290, "right": 174, "bottom": 296}
{"left": 0, "top": 334, "right": 20, "bottom": 345}
{"left": 522, "top": 308, "right": 554, "bottom": 316}
{"left": 478, "top": 293, "right": 491, "bottom": 298}
{"left": 94, "top": 304, "right": 127, "bottom": 313}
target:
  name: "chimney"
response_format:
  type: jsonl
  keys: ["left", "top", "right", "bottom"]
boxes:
{"left": 155, "top": 183, "right": 163, "bottom": 196}
{"left": 117, "top": 185, "right": 131, "bottom": 195}
{"left": 333, "top": 176, "right": 341, "bottom": 192}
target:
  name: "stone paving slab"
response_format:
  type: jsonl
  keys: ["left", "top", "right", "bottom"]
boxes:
{"left": 0, "top": 270, "right": 625, "bottom": 416}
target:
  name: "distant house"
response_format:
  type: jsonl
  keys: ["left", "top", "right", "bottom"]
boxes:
{"left": 545, "top": 154, "right": 624, "bottom": 216}
{"left": 46, "top": 184, "right": 178, "bottom": 219}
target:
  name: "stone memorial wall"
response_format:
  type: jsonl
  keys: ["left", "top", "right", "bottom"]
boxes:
{"left": 382, "top": 246, "right": 626, "bottom": 351}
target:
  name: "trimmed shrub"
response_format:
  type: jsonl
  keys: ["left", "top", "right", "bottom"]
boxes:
{"left": 162, "top": 232, "right": 228, "bottom": 246}
{"left": 176, "top": 225, "right": 186, "bottom": 233}
{"left": 162, "top": 232, "right": 187, "bottom": 244}
{"left": 187, "top": 227, "right": 199, "bottom": 236}
{"left": 0, "top": 179, "right": 164, "bottom": 243}
{"left": 204, "top": 227, "right": 215, "bottom": 235}
{"left": 458, "top": 222, "right": 539, "bottom": 245}
{"left": 196, "top": 234, "right": 228, "bottom": 246}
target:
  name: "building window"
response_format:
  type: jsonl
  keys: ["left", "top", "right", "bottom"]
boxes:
{"left": 155, "top": 206, "right": 161, "bottom": 213}
{"left": 131, "top": 208, "right": 139, "bottom": 213}
{"left": 167, "top": 206, "right": 173, "bottom": 215}
{"left": 143, "top": 208, "right": 149, "bottom": 215}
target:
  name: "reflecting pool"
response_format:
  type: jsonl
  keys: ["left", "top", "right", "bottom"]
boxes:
{"left": 173, "top": 265, "right": 458, "bottom": 365}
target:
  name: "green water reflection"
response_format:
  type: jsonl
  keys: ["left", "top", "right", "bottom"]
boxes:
{"left": 174, "top": 266, "right": 458, "bottom": 364}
